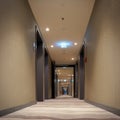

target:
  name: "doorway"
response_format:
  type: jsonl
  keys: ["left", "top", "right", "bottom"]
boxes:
{"left": 35, "top": 29, "right": 45, "bottom": 101}
{"left": 55, "top": 66, "right": 74, "bottom": 97}
{"left": 79, "top": 45, "right": 85, "bottom": 99}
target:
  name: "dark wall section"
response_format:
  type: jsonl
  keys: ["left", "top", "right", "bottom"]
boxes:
{"left": 45, "top": 50, "right": 49, "bottom": 99}
{"left": 79, "top": 46, "right": 85, "bottom": 99}
{"left": 51, "top": 62, "right": 55, "bottom": 98}
{"left": 78, "top": 45, "right": 85, "bottom": 99}
{"left": 55, "top": 73, "right": 58, "bottom": 97}
{"left": 44, "top": 50, "right": 53, "bottom": 99}
{"left": 74, "top": 63, "right": 78, "bottom": 98}
{"left": 36, "top": 31, "right": 45, "bottom": 101}
{"left": 36, "top": 29, "right": 54, "bottom": 100}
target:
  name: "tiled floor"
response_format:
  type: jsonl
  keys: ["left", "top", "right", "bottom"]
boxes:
{"left": 0, "top": 95, "right": 120, "bottom": 120}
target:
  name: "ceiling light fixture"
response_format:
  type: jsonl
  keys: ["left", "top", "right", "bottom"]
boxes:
{"left": 72, "top": 58, "right": 74, "bottom": 60}
{"left": 55, "top": 41, "right": 73, "bottom": 48}
{"left": 45, "top": 27, "right": 50, "bottom": 32}
{"left": 74, "top": 42, "right": 78, "bottom": 45}
{"left": 64, "top": 79, "right": 67, "bottom": 82}
{"left": 58, "top": 79, "right": 61, "bottom": 82}
{"left": 51, "top": 45, "right": 54, "bottom": 48}
{"left": 61, "top": 42, "right": 67, "bottom": 48}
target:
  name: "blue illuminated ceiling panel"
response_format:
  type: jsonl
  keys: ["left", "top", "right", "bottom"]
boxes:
{"left": 55, "top": 40, "right": 73, "bottom": 48}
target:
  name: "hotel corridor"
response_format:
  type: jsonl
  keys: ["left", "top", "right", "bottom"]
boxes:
{"left": 0, "top": 95, "right": 120, "bottom": 120}
{"left": 0, "top": 0, "right": 120, "bottom": 119}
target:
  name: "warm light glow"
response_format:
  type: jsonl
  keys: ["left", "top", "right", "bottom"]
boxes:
{"left": 58, "top": 79, "right": 60, "bottom": 82}
{"left": 51, "top": 45, "right": 54, "bottom": 48}
{"left": 74, "top": 42, "right": 78, "bottom": 45}
{"left": 64, "top": 79, "right": 67, "bottom": 82}
{"left": 45, "top": 27, "right": 50, "bottom": 32}
{"left": 72, "top": 58, "right": 74, "bottom": 60}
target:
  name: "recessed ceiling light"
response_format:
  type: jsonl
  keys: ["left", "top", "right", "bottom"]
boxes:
{"left": 72, "top": 58, "right": 74, "bottom": 60}
{"left": 51, "top": 45, "right": 54, "bottom": 48}
{"left": 74, "top": 42, "right": 78, "bottom": 45}
{"left": 45, "top": 27, "right": 50, "bottom": 32}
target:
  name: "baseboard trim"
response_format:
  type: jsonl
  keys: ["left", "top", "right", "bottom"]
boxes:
{"left": 85, "top": 100, "right": 120, "bottom": 116}
{"left": 0, "top": 101, "right": 36, "bottom": 116}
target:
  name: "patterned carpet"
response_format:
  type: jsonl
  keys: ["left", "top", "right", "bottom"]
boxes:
{"left": 0, "top": 95, "right": 120, "bottom": 120}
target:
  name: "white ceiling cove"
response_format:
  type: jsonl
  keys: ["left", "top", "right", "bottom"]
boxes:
{"left": 28, "top": 0, "right": 95, "bottom": 65}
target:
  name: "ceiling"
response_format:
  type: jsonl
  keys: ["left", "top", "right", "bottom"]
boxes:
{"left": 28, "top": 0, "right": 95, "bottom": 65}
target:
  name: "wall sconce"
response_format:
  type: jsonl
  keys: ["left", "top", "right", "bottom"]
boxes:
{"left": 33, "top": 41, "right": 37, "bottom": 51}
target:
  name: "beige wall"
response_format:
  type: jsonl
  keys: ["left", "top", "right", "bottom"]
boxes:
{"left": 0, "top": 0, "right": 36, "bottom": 110}
{"left": 85, "top": 0, "right": 120, "bottom": 109}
